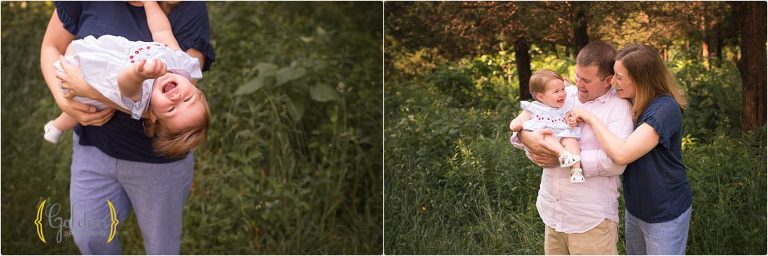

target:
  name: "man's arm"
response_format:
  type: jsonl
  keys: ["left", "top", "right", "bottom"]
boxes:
{"left": 512, "top": 129, "right": 560, "bottom": 168}
{"left": 508, "top": 107, "right": 559, "bottom": 167}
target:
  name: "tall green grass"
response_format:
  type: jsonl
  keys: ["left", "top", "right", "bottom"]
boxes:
{"left": 2, "top": 2, "right": 382, "bottom": 254}
{"left": 384, "top": 49, "right": 766, "bottom": 254}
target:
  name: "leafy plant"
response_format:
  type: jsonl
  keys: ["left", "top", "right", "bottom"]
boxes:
{"left": 1, "top": 2, "right": 382, "bottom": 254}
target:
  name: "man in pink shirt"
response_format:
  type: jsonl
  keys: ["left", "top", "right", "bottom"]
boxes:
{"left": 511, "top": 41, "right": 634, "bottom": 254}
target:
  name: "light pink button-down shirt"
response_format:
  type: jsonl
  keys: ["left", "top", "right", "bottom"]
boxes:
{"left": 513, "top": 88, "right": 634, "bottom": 233}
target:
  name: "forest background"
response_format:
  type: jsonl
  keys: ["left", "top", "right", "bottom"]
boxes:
{"left": 385, "top": 2, "right": 766, "bottom": 254}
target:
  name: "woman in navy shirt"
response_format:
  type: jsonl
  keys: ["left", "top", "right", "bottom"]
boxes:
{"left": 568, "top": 44, "right": 691, "bottom": 254}
{"left": 40, "top": 2, "right": 214, "bottom": 254}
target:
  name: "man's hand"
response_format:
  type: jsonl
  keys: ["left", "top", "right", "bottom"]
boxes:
{"left": 520, "top": 129, "right": 560, "bottom": 168}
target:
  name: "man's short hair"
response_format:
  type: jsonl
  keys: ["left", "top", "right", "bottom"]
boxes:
{"left": 576, "top": 41, "right": 617, "bottom": 78}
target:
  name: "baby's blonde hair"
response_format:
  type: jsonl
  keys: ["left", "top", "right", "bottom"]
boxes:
{"left": 529, "top": 69, "right": 563, "bottom": 101}
{"left": 144, "top": 88, "right": 211, "bottom": 159}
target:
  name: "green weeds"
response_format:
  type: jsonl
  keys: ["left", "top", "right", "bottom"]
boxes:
{"left": 2, "top": 2, "right": 382, "bottom": 254}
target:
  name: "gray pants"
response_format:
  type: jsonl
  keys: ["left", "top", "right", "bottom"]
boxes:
{"left": 69, "top": 134, "right": 194, "bottom": 254}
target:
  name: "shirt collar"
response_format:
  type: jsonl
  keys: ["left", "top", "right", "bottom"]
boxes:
{"left": 582, "top": 88, "right": 616, "bottom": 104}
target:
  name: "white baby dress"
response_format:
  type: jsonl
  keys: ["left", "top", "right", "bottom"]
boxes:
{"left": 520, "top": 85, "right": 582, "bottom": 138}
{"left": 54, "top": 35, "right": 202, "bottom": 120}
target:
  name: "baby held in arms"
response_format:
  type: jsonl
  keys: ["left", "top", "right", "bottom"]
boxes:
{"left": 509, "top": 70, "right": 584, "bottom": 183}
{"left": 43, "top": 1, "right": 210, "bottom": 158}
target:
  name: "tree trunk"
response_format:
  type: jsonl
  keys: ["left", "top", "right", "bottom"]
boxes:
{"left": 701, "top": 13, "right": 710, "bottom": 69}
{"left": 732, "top": 2, "right": 767, "bottom": 132}
{"left": 516, "top": 37, "right": 532, "bottom": 100}
{"left": 571, "top": 2, "right": 589, "bottom": 58}
{"left": 714, "top": 22, "right": 723, "bottom": 67}
{"left": 702, "top": 41, "right": 709, "bottom": 66}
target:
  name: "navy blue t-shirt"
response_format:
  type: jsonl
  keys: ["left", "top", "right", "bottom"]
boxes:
{"left": 623, "top": 95, "right": 692, "bottom": 223}
{"left": 55, "top": 2, "right": 215, "bottom": 163}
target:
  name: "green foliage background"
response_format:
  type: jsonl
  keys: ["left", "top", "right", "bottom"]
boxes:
{"left": 1, "top": 2, "right": 382, "bottom": 254}
{"left": 384, "top": 19, "right": 767, "bottom": 256}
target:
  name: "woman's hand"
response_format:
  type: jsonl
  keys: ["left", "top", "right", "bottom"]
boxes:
{"left": 567, "top": 108, "right": 594, "bottom": 126}
{"left": 56, "top": 56, "right": 93, "bottom": 99}
{"left": 60, "top": 97, "right": 116, "bottom": 126}
{"left": 55, "top": 56, "right": 115, "bottom": 126}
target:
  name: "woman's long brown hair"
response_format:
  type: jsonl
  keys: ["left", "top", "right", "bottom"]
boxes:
{"left": 616, "top": 44, "right": 687, "bottom": 122}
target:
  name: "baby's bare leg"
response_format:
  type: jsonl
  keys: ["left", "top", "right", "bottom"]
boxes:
{"left": 53, "top": 112, "right": 79, "bottom": 132}
{"left": 44, "top": 112, "right": 78, "bottom": 144}
{"left": 541, "top": 134, "right": 567, "bottom": 154}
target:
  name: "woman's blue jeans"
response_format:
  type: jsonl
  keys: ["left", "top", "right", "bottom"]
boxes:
{"left": 625, "top": 206, "right": 692, "bottom": 255}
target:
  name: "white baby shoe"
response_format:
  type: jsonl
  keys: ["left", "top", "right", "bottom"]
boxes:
{"left": 43, "top": 120, "right": 63, "bottom": 144}
{"left": 570, "top": 168, "right": 585, "bottom": 183}
{"left": 558, "top": 151, "right": 581, "bottom": 168}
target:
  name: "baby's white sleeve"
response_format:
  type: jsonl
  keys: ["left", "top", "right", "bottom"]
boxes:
{"left": 164, "top": 50, "right": 203, "bottom": 80}
{"left": 520, "top": 101, "right": 534, "bottom": 112}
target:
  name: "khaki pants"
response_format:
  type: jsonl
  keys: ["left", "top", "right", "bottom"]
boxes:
{"left": 544, "top": 219, "right": 618, "bottom": 255}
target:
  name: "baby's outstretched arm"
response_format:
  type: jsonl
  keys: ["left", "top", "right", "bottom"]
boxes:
{"left": 509, "top": 110, "right": 533, "bottom": 132}
{"left": 144, "top": 1, "right": 180, "bottom": 50}
{"left": 117, "top": 59, "right": 167, "bottom": 101}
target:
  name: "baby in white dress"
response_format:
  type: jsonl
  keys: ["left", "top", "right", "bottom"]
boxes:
{"left": 44, "top": 1, "right": 210, "bottom": 158}
{"left": 509, "top": 70, "right": 584, "bottom": 183}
